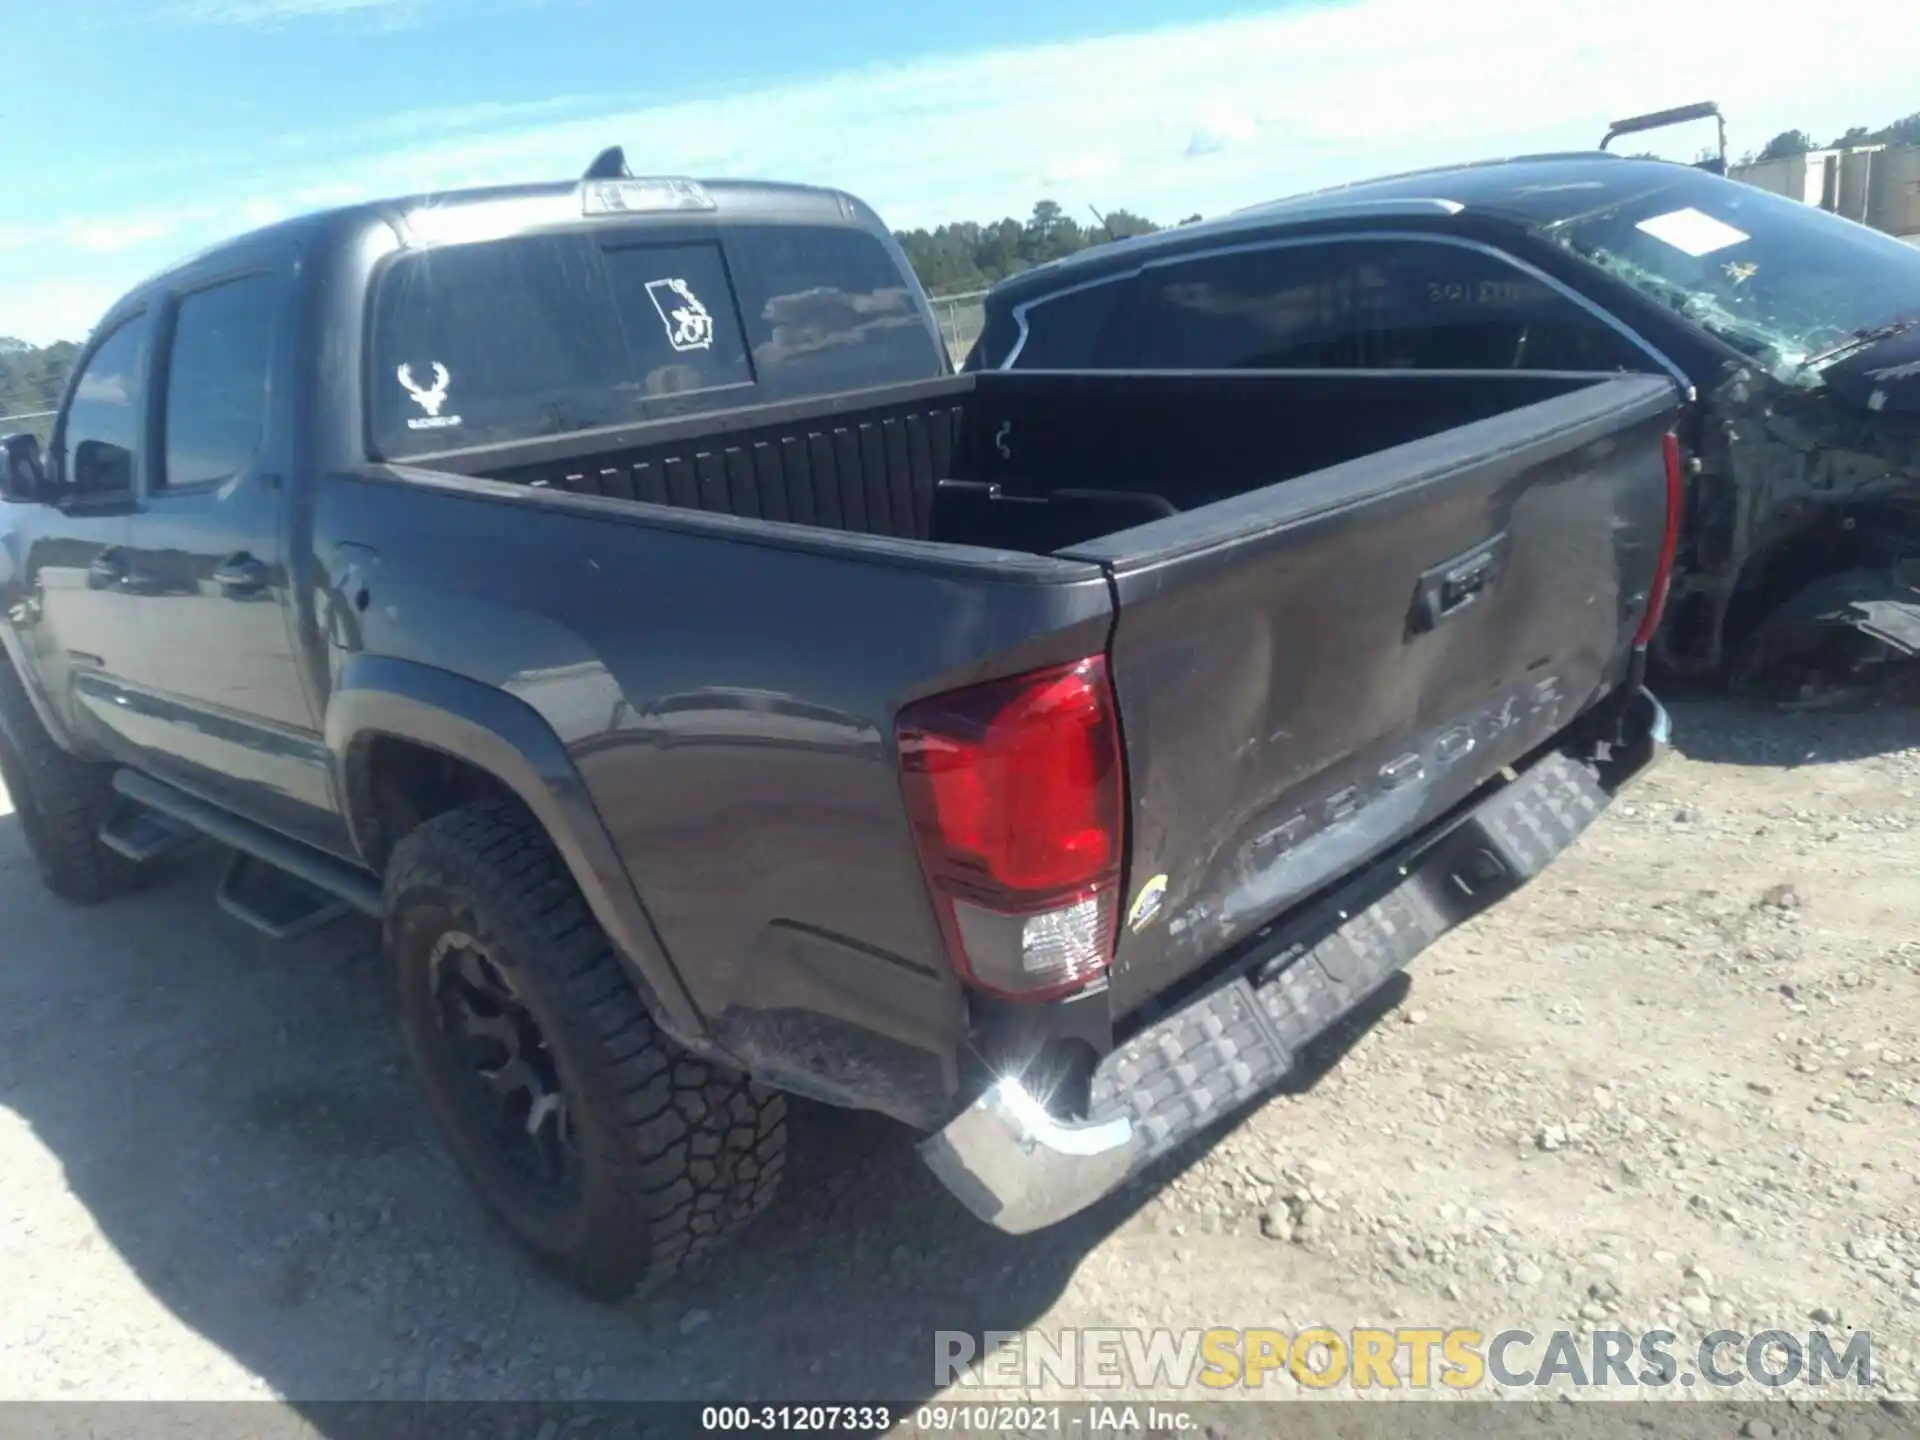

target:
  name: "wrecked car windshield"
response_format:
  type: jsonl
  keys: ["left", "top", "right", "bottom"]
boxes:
{"left": 1539, "top": 170, "right": 1920, "bottom": 382}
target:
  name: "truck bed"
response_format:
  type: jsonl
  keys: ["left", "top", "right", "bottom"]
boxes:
{"left": 382, "top": 372, "right": 1674, "bottom": 1029}
{"left": 402, "top": 368, "right": 1639, "bottom": 557}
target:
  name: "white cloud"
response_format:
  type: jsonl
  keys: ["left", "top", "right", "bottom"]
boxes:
{"left": 64, "top": 217, "right": 187, "bottom": 255}
{"left": 1039, "top": 152, "right": 1123, "bottom": 191}
{"left": 162, "top": 0, "right": 531, "bottom": 25}
{"left": 166, "top": 0, "right": 408, "bottom": 21}
{"left": 4, "top": 0, "right": 1916, "bottom": 341}
{"left": 1185, "top": 107, "right": 1260, "bottom": 159}
{"left": 0, "top": 279, "right": 127, "bottom": 349}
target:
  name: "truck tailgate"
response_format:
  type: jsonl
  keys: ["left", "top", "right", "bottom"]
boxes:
{"left": 1058, "top": 375, "right": 1680, "bottom": 1015}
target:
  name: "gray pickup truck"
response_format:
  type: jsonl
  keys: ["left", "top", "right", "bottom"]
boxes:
{"left": 0, "top": 155, "right": 1674, "bottom": 1300}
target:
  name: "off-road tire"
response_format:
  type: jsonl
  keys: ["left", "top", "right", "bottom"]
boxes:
{"left": 0, "top": 663, "right": 142, "bottom": 905}
{"left": 385, "top": 797, "right": 785, "bottom": 1300}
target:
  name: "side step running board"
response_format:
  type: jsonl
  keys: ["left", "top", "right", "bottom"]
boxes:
{"left": 110, "top": 770, "right": 384, "bottom": 922}
{"left": 217, "top": 852, "right": 351, "bottom": 940}
{"left": 98, "top": 803, "right": 201, "bottom": 864}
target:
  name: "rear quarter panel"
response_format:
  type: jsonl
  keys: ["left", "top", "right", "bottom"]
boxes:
{"left": 312, "top": 471, "right": 1113, "bottom": 1123}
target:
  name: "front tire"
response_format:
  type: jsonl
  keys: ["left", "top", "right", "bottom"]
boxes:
{"left": 0, "top": 664, "right": 142, "bottom": 905}
{"left": 384, "top": 798, "right": 785, "bottom": 1300}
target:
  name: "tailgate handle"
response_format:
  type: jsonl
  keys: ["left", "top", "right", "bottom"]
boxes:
{"left": 1410, "top": 532, "right": 1509, "bottom": 634}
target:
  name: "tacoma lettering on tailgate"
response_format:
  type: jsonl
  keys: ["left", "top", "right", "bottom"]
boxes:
{"left": 1181, "top": 675, "right": 1568, "bottom": 942}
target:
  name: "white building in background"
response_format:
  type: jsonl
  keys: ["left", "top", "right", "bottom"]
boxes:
{"left": 1731, "top": 143, "right": 1920, "bottom": 244}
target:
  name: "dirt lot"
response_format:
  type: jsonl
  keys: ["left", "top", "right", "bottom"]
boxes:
{"left": 2, "top": 695, "right": 1919, "bottom": 1419}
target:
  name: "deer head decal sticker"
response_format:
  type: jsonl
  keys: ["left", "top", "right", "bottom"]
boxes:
{"left": 397, "top": 362, "right": 452, "bottom": 418}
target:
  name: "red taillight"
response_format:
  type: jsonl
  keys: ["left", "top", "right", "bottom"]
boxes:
{"left": 1634, "top": 431, "right": 1685, "bottom": 648}
{"left": 897, "top": 657, "right": 1125, "bottom": 1001}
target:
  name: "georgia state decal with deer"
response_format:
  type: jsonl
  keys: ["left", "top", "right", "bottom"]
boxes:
{"left": 644, "top": 278, "right": 716, "bottom": 352}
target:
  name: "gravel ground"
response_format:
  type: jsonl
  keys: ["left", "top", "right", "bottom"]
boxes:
{"left": 2, "top": 696, "right": 1918, "bottom": 1423}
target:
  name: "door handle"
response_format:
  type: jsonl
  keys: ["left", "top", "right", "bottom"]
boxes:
{"left": 213, "top": 552, "right": 271, "bottom": 596}
{"left": 86, "top": 549, "right": 127, "bottom": 591}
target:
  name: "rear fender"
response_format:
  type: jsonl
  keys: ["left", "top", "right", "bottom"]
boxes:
{"left": 325, "top": 653, "right": 712, "bottom": 1053}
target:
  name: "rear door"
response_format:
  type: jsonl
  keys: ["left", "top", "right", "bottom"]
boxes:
{"left": 115, "top": 264, "right": 340, "bottom": 850}
{"left": 1054, "top": 373, "right": 1680, "bottom": 1014}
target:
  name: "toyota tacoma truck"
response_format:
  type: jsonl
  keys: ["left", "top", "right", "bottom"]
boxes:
{"left": 0, "top": 152, "right": 1675, "bottom": 1300}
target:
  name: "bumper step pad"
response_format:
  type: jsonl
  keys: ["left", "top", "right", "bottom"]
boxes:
{"left": 1089, "top": 750, "right": 1612, "bottom": 1168}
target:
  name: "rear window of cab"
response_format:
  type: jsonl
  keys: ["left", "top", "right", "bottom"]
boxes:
{"left": 368, "top": 223, "right": 943, "bottom": 459}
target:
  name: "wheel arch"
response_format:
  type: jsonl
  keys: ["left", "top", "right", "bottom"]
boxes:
{"left": 1722, "top": 500, "right": 1920, "bottom": 652}
{"left": 325, "top": 654, "right": 712, "bottom": 1053}
{"left": 0, "top": 625, "right": 74, "bottom": 754}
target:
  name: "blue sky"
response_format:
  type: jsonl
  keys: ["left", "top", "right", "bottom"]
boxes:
{"left": 1, "top": 0, "right": 1913, "bottom": 344}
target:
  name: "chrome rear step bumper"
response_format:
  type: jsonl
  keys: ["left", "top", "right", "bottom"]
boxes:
{"left": 921, "top": 688, "right": 1670, "bottom": 1235}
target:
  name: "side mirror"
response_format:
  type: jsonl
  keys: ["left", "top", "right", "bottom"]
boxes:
{"left": 1, "top": 433, "right": 48, "bottom": 504}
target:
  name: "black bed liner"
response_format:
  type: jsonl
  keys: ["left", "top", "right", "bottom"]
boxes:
{"left": 404, "top": 368, "right": 1647, "bottom": 555}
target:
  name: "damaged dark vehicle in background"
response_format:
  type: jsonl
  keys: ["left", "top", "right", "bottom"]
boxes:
{"left": 971, "top": 153, "right": 1920, "bottom": 697}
